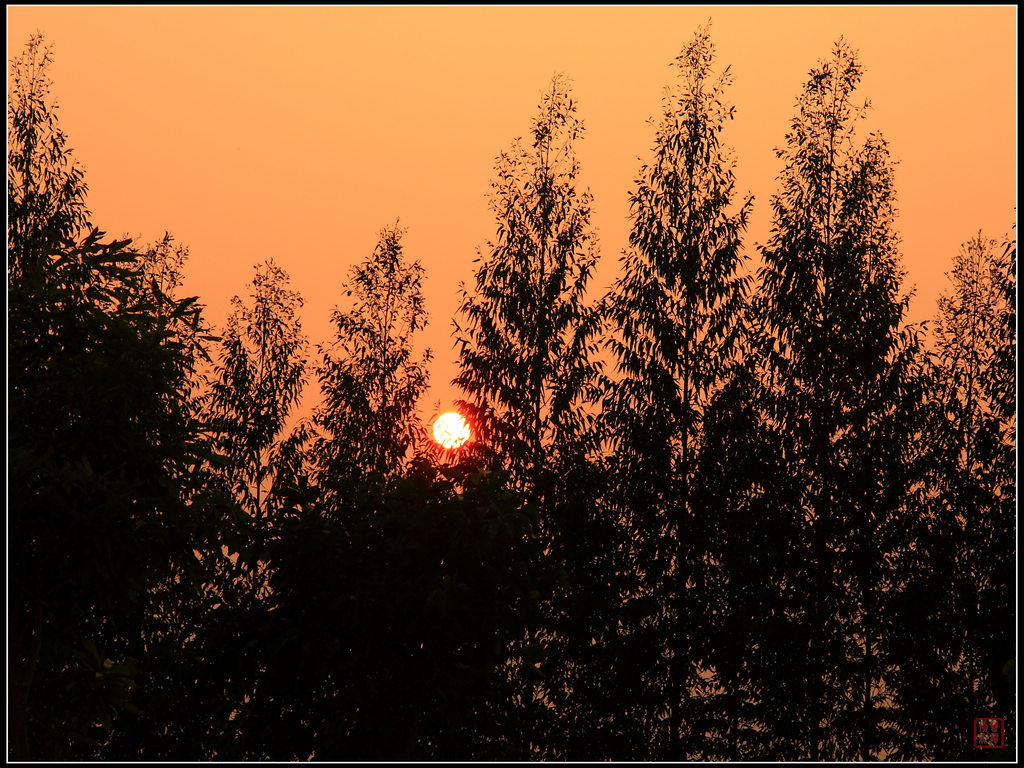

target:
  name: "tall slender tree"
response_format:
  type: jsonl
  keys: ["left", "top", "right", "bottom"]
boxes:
{"left": 454, "top": 73, "right": 603, "bottom": 501}
{"left": 206, "top": 259, "right": 308, "bottom": 591}
{"left": 890, "top": 230, "right": 1016, "bottom": 759}
{"left": 601, "top": 24, "right": 752, "bottom": 759}
{"left": 751, "top": 39, "right": 924, "bottom": 760}
{"left": 453, "top": 74, "right": 603, "bottom": 756}
{"left": 311, "top": 222, "right": 431, "bottom": 514}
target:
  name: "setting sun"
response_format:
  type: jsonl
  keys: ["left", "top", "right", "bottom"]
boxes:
{"left": 433, "top": 411, "right": 470, "bottom": 449}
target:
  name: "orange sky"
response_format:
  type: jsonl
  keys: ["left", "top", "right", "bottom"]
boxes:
{"left": 8, "top": 6, "right": 1018, "bottom": 417}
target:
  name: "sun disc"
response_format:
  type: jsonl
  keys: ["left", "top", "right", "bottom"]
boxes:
{"left": 433, "top": 411, "right": 470, "bottom": 449}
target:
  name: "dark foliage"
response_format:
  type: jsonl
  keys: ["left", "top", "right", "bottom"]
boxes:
{"left": 888, "top": 231, "right": 1017, "bottom": 760}
{"left": 244, "top": 460, "right": 552, "bottom": 760}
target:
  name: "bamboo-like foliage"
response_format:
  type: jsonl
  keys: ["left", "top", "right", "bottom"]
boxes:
{"left": 601, "top": 24, "right": 752, "bottom": 759}
{"left": 454, "top": 74, "right": 603, "bottom": 500}
{"left": 312, "top": 222, "right": 431, "bottom": 510}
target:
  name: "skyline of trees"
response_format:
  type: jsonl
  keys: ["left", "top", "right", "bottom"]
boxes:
{"left": 7, "top": 29, "right": 1016, "bottom": 762}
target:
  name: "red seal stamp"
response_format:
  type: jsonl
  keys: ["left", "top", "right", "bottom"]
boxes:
{"left": 974, "top": 717, "right": 1004, "bottom": 748}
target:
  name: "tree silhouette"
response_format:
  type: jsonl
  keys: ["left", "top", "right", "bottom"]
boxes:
{"left": 207, "top": 260, "right": 308, "bottom": 533}
{"left": 7, "top": 33, "right": 89, "bottom": 284}
{"left": 9, "top": 34, "right": 219, "bottom": 761}
{"left": 750, "top": 39, "right": 925, "bottom": 760}
{"left": 891, "top": 230, "right": 1016, "bottom": 759}
{"left": 453, "top": 74, "right": 604, "bottom": 756}
{"left": 601, "top": 24, "right": 753, "bottom": 759}
{"left": 454, "top": 74, "right": 603, "bottom": 499}
{"left": 311, "top": 221, "right": 431, "bottom": 514}
{"left": 178, "top": 260, "right": 312, "bottom": 758}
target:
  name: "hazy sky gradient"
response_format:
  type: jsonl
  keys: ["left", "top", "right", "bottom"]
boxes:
{"left": 8, "top": 6, "right": 1017, "bottom": 415}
